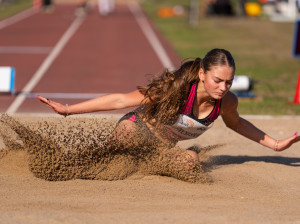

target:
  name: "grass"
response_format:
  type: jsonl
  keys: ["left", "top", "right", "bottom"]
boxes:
{"left": 141, "top": 0, "right": 300, "bottom": 115}
{"left": 0, "top": 0, "right": 32, "bottom": 21}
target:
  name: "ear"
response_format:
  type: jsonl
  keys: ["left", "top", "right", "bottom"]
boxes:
{"left": 198, "top": 68, "right": 205, "bottom": 82}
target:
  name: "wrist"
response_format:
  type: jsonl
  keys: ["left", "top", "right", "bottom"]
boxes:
{"left": 66, "top": 104, "right": 70, "bottom": 116}
{"left": 273, "top": 139, "right": 279, "bottom": 151}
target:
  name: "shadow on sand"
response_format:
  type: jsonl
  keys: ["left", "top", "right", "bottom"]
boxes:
{"left": 211, "top": 155, "right": 300, "bottom": 167}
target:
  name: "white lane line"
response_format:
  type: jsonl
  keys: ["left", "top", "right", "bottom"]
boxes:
{"left": 6, "top": 15, "right": 86, "bottom": 114}
{"left": 0, "top": 46, "right": 52, "bottom": 54}
{"left": 241, "top": 115, "right": 300, "bottom": 120}
{"left": 128, "top": 2, "right": 175, "bottom": 71}
{"left": 0, "top": 8, "right": 38, "bottom": 30}
{"left": 13, "top": 113, "right": 124, "bottom": 118}
{"left": 25, "top": 92, "right": 107, "bottom": 99}
{"left": 10, "top": 112, "right": 300, "bottom": 120}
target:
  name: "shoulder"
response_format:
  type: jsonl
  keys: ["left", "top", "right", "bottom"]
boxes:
{"left": 220, "top": 91, "right": 238, "bottom": 115}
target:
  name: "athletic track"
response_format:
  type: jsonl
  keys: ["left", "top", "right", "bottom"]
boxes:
{"left": 0, "top": 2, "right": 181, "bottom": 115}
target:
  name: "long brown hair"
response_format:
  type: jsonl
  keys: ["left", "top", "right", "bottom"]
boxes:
{"left": 138, "top": 48, "right": 235, "bottom": 126}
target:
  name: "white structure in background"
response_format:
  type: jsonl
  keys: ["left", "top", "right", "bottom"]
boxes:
{"left": 0, "top": 67, "right": 15, "bottom": 94}
{"left": 230, "top": 75, "right": 254, "bottom": 97}
{"left": 98, "top": 0, "right": 115, "bottom": 16}
{"left": 263, "top": 0, "right": 300, "bottom": 22}
{"left": 231, "top": 75, "right": 253, "bottom": 92}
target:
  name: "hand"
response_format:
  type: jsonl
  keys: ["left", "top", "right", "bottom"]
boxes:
{"left": 275, "top": 133, "right": 300, "bottom": 151}
{"left": 37, "top": 96, "right": 69, "bottom": 116}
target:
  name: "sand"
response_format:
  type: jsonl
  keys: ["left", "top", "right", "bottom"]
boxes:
{"left": 0, "top": 114, "right": 300, "bottom": 223}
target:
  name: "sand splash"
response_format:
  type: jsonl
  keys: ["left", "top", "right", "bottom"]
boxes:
{"left": 0, "top": 114, "right": 213, "bottom": 183}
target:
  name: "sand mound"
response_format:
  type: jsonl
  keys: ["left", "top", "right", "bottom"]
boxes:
{"left": 1, "top": 115, "right": 300, "bottom": 223}
{"left": 0, "top": 114, "right": 213, "bottom": 183}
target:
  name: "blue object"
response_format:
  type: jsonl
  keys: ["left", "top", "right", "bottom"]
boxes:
{"left": 234, "top": 92, "right": 255, "bottom": 98}
{"left": 10, "top": 67, "right": 15, "bottom": 94}
{"left": 0, "top": 66, "right": 15, "bottom": 94}
{"left": 292, "top": 19, "right": 300, "bottom": 58}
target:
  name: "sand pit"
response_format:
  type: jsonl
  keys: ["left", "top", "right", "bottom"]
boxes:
{"left": 0, "top": 114, "right": 300, "bottom": 223}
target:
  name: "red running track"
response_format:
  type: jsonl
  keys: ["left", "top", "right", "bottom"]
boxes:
{"left": 0, "top": 3, "right": 180, "bottom": 114}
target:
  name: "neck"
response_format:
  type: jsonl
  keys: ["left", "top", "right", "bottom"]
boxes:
{"left": 196, "top": 82, "right": 215, "bottom": 105}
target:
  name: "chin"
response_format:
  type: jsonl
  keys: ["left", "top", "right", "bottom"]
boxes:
{"left": 213, "top": 94, "right": 224, "bottom": 100}
{"left": 215, "top": 91, "right": 229, "bottom": 99}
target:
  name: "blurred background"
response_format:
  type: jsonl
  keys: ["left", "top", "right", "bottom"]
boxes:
{"left": 141, "top": 0, "right": 300, "bottom": 115}
{"left": 0, "top": 0, "right": 300, "bottom": 115}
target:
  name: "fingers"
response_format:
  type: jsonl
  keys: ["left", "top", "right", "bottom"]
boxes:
{"left": 37, "top": 96, "right": 55, "bottom": 106}
{"left": 280, "top": 133, "right": 300, "bottom": 151}
{"left": 37, "top": 96, "right": 66, "bottom": 116}
{"left": 289, "top": 132, "right": 299, "bottom": 143}
{"left": 37, "top": 95, "right": 50, "bottom": 104}
{"left": 273, "top": 133, "right": 298, "bottom": 152}
{"left": 293, "top": 135, "right": 300, "bottom": 143}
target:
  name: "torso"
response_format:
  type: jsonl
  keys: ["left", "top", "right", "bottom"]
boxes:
{"left": 124, "top": 82, "right": 222, "bottom": 145}
{"left": 161, "top": 82, "right": 222, "bottom": 141}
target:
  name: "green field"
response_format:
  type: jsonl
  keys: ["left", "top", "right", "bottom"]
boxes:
{"left": 141, "top": 0, "right": 300, "bottom": 115}
{"left": 0, "top": 0, "right": 32, "bottom": 20}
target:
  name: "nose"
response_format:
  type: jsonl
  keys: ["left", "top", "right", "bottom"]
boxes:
{"left": 219, "top": 82, "right": 227, "bottom": 92}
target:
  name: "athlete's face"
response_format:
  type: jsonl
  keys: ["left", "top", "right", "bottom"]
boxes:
{"left": 199, "top": 65, "right": 234, "bottom": 99}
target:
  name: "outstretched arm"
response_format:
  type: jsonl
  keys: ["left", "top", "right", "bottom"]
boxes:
{"left": 37, "top": 90, "right": 145, "bottom": 116}
{"left": 221, "top": 92, "right": 299, "bottom": 151}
